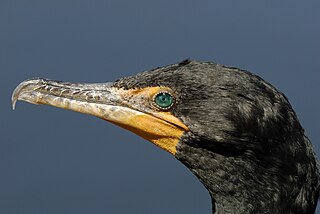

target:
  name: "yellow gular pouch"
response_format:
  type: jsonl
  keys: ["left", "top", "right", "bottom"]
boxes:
{"left": 11, "top": 79, "right": 189, "bottom": 156}
{"left": 112, "top": 86, "right": 189, "bottom": 155}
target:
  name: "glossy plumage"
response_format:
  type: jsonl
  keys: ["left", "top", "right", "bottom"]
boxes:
{"left": 13, "top": 60, "right": 320, "bottom": 213}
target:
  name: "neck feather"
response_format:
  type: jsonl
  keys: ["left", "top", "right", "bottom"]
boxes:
{"left": 176, "top": 138, "right": 318, "bottom": 214}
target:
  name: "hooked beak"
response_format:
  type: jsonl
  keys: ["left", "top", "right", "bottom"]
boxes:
{"left": 12, "top": 78, "right": 189, "bottom": 155}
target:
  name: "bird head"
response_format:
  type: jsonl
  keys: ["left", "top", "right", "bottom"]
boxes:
{"left": 12, "top": 60, "right": 319, "bottom": 213}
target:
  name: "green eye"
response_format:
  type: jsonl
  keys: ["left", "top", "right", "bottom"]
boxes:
{"left": 154, "top": 92, "right": 174, "bottom": 110}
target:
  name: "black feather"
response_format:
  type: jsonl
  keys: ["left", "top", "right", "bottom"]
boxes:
{"left": 115, "top": 60, "right": 319, "bottom": 213}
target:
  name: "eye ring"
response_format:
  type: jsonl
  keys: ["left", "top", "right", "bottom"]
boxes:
{"left": 153, "top": 91, "right": 175, "bottom": 110}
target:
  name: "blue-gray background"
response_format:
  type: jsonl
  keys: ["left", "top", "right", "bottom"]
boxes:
{"left": 1, "top": 1, "right": 319, "bottom": 213}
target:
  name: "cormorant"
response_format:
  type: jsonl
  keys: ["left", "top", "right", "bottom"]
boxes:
{"left": 12, "top": 60, "right": 319, "bottom": 213}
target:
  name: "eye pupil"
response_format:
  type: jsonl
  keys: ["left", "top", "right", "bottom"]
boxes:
{"left": 154, "top": 92, "right": 174, "bottom": 109}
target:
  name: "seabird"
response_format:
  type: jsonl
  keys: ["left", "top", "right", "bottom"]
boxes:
{"left": 12, "top": 60, "right": 319, "bottom": 213}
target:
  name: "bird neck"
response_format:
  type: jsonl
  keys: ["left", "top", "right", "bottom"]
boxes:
{"left": 176, "top": 142, "right": 254, "bottom": 213}
{"left": 175, "top": 139, "right": 315, "bottom": 214}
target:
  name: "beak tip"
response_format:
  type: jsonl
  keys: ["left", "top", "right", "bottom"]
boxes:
{"left": 12, "top": 92, "right": 18, "bottom": 110}
{"left": 12, "top": 87, "right": 20, "bottom": 110}
{"left": 12, "top": 100, "right": 16, "bottom": 110}
{"left": 11, "top": 78, "right": 43, "bottom": 110}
